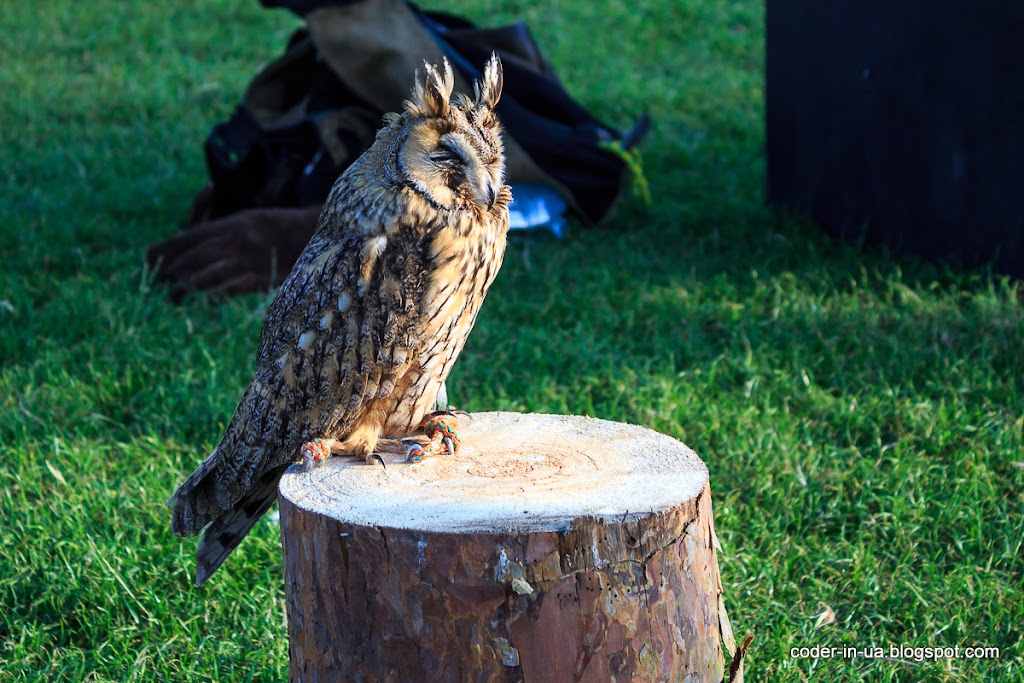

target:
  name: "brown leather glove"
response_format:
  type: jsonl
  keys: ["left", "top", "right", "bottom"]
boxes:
{"left": 146, "top": 204, "right": 321, "bottom": 300}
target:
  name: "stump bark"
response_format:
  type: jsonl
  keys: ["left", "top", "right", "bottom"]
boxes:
{"left": 279, "top": 412, "right": 738, "bottom": 683}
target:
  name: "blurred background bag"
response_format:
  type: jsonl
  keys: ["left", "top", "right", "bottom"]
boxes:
{"left": 148, "top": 0, "right": 648, "bottom": 298}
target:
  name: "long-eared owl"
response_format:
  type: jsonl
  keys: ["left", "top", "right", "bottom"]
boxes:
{"left": 170, "top": 56, "right": 510, "bottom": 586}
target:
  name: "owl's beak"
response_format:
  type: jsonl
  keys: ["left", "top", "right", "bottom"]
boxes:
{"left": 473, "top": 172, "right": 500, "bottom": 211}
{"left": 475, "top": 179, "right": 498, "bottom": 210}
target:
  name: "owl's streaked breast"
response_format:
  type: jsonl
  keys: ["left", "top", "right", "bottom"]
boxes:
{"left": 377, "top": 207, "right": 507, "bottom": 436}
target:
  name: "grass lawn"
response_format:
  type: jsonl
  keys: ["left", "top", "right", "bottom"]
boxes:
{"left": 2, "top": 0, "right": 1022, "bottom": 680}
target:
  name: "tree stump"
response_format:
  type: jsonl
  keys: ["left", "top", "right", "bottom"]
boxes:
{"left": 279, "top": 412, "right": 738, "bottom": 683}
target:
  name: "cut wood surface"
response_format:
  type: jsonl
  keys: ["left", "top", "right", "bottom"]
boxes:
{"left": 279, "top": 411, "right": 736, "bottom": 683}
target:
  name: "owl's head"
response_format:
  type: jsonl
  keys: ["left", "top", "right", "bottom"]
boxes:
{"left": 383, "top": 55, "right": 505, "bottom": 214}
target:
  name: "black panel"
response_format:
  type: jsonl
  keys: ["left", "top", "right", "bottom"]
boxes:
{"left": 767, "top": 0, "right": 1024, "bottom": 276}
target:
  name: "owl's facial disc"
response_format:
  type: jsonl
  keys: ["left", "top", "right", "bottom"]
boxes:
{"left": 399, "top": 125, "right": 503, "bottom": 212}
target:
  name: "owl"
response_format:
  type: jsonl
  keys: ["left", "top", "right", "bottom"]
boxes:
{"left": 169, "top": 55, "right": 510, "bottom": 586}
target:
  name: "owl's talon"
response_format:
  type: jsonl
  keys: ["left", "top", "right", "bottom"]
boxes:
{"left": 370, "top": 453, "right": 387, "bottom": 469}
{"left": 443, "top": 436, "right": 456, "bottom": 456}
{"left": 405, "top": 443, "right": 425, "bottom": 463}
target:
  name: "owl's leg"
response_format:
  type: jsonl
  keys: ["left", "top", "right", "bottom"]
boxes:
{"left": 428, "top": 405, "right": 469, "bottom": 419}
{"left": 299, "top": 438, "right": 387, "bottom": 468}
{"left": 404, "top": 409, "right": 463, "bottom": 463}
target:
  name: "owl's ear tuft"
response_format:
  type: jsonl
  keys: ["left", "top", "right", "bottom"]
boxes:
{"left": 405, "top": 58, "right": 455, "bottom": 118}
{"left": 473, "top": 53, "right": 503, "bottom": 113}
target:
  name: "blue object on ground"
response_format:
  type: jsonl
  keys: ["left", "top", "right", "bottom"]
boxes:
{"left": 508, "top": 183, "right": 568, "bottom": 238}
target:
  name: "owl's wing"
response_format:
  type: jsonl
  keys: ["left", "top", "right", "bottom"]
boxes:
{"left": 171, "top": 214, "right": 431, "bottom": 583}
{"left": 253, "top": 218, "right": 431, "bottom": 450}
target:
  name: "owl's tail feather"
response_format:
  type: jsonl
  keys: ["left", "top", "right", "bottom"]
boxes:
{"left": 168, "top": 447, "right": 236, "bottom": 537}
{"left": 192, "top": 464, "right": 287, "bottom": 586}
{"left": 169, "top": 442, "right": 277, "bottom": 536}
{"left": 168, "top": 442, "right": 288, "bottom": 585}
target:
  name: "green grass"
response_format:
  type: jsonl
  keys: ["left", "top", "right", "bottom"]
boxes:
{"left": 1, "top": 1, "right": 1022, "bottom": 681}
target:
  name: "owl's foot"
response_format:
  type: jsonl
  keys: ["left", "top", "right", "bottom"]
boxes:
{"left": 367, "top": 439, "right": 424, "bottom": 468}
{"left": 404, "top": 410, "right": 462, "bottom": 463}
{"left": 299, "top": 438, "right": 335, "bottom": 469}
{"left": 300, "top": 438, "right": 389, "bottom": 468}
